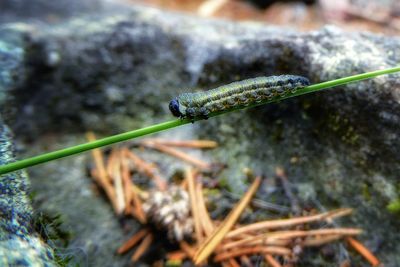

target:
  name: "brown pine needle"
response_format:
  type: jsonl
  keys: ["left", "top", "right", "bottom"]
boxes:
{"left": 324, "top": 208, "right": 354, "bottom": 224}
{"left": 130, "top": 182, "right": 148, "bottom": 199}
{"left": 121, "top": 155, "right": 133, "bottom": 215}
{"left": 117, "top": 228, "right": 149, "bottom": 254}
{"left": 265, "top": 254, "right": 282, "bottom": 267}
{"left": 194, "top": 177, "right": 262, "bottom": 264}
{"left": 106, "top": 149, "right": 118, "bottom": 181}
{"left": 228, "top": 258, "right": 241, "bottom": 267}
{"left": 214, "top": 246, "right": 291, "bottom": 262}
{"left": 143, "top": 142, "right": 211, "bottom": 170}
{"left": 340, "top": 259, "right": 351, "bottom": 267}
{"left": 246, "top": 229, "right": 361, "bottom": 248}
{"left": 143, "top": 139, "right": 218, "bottom": 149}
{"left": 308, "top": 228, "right": 362, "bottom": 238}
{"left": 180, "top": 178, "right": 188, "bottom": 190}
{"left": 221, "top": 228, "right": 361, "bottom": 251}
{"left": 87, "top": 140, "right": 369, "bottom": 266}
{"left": 186, "top": 168, "right": 204, "bottom": 243}
{"left": 131, "top": 233, "right": 154, "bottom": 262}
{"left": 123, "top": 148, "right": 167, "bottom": 190}
{"left": 179, "top": 241, "right": 196, "bottom": 259}
{"left": 90, "top": 169, "right": 99, "bottom": 182}
{"left": 346, "top": 237, "right": 380, "bottom": 267}
{"left": 195, "top": 181, "right": 215, "bottom": 236}
{"left": 112, "top": 151, "right": 126, "bottom": 215}
{"left": 86, "top": 132, "right": 118, "bottom": 213}
{"left": 303, "top": 234, "right": 343, "bottom": 246}
{"left": 167, "top": 251, "right": 188, "bottom": 261}
{"left": 240, "top": 255, "right": 253, "bottom": 267}
{"left": 121, "top": 151, "right": 147, "bottom": 223}
{"left": 226, "top": 208, "right": 353, "bottom": 238}
{"left": 262, "top": 228, "right": 362, "bottom": 241}
{"left": 131, "top": 186, "right": 147, "bottom": 224}
{"left": 222, "top": 236, "right": 290, "bottom": 250}
{"left": 121, "top": 178, "right": 145, "bottom": 222}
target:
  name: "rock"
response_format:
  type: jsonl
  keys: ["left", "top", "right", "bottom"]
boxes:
{"left": 1, "top": 3, "right": 400, "bottom": 266}
{"left": 0, "top": 24, "right": 28, "bottom": 117}
{"left": 0, "top": 116, "right": 55, "bottom": 266}
{"left": 0, "top": 0, "right": 105, "bottom": 23}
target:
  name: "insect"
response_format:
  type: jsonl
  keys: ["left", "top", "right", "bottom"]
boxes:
{"left": 169, "top": 75, "right": 310, "bottom": 120}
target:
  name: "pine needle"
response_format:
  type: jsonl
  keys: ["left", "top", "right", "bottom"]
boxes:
{"left": 194, "top": 177, "right": 262, "bottom": 264}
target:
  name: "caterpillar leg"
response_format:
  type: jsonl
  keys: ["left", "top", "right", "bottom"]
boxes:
{"left": 200, "top": 107, "right": 209, "bottom": 120}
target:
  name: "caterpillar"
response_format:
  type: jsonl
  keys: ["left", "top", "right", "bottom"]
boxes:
{"left": 169, "top": 75, "right": 310, "bottom": 120}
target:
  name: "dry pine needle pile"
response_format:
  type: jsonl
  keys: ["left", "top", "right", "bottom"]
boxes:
{"left": 86, "top": 132, "right": 380, "bottom": 267}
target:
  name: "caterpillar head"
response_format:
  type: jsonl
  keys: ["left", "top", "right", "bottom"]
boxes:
{"left": 169, "top": 98, "right": 183, "bottom": 117}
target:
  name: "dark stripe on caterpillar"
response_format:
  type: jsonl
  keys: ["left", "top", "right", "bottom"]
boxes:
{"left": 169, "top": 75, "right": 310, "bottom": 120}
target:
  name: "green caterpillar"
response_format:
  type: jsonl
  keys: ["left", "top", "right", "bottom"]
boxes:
{"left": 169, "top": 75, "right": 310, "bottom": 120}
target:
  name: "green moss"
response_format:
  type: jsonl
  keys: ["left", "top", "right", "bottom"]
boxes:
{"left": 218, "top": 176, "right": 230, "bottom": 191}
{"left": 361, "top": 183, "right": 372, "bottom": 201}
{"left": 387, "top": 199, "right": 400, "bottom": 213}
{"left": 32, "top": 212, "right": 72, "bottom": 267}
{"left": 203, "top": 188, "right": 221, "bottom": 197}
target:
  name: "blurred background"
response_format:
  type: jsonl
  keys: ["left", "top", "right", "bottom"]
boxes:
{"left": 2, "top": 0, "right": 400, "bottom": 34}
{"left": 127, "top": 0, "right": 400, "bottom": 34}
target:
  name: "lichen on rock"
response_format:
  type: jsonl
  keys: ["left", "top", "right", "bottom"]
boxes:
{"left": 0, "top": 116, "right": 55, "bottom": 266}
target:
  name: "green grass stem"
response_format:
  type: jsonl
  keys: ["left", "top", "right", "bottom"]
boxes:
{"left": 1, "top": 66, "right": 399, "bottom": 175}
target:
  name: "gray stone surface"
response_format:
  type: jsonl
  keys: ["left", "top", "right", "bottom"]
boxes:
{"left": 0, "top": 116, "right": 55, "bottom": 266}
{"left": 0, "top": 0, "right": 106, "bottom": 23}
{"left": 0, "top": 24, "right": 27, "bottom": 116}
{"left": 26, "top": 135, "right": 135, "bottom": 267}
{"left": 1, "top": 3, "right": 400, "bottom": 267}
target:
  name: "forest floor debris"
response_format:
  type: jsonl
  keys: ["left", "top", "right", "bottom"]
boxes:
{"left": 86, "top": 132, "right": 380, "bottom": 266}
